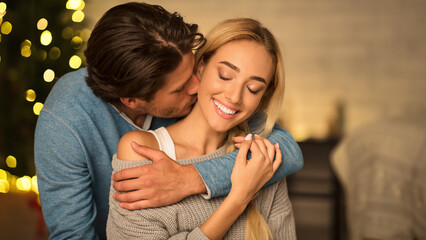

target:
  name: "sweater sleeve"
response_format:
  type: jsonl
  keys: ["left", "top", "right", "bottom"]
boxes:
{"left": 35, "top": 111, "right": 98, "bottom": 240}
{"left": 107, "top": 158, "right": 210, "bottom": 240}
{"left": 267, "top": 179, "right": 297, "bottom": 240}
{"left": 193, "top": 123, "right": 304, "bottom": 198}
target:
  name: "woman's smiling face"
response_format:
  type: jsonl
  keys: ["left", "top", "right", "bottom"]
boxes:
{"left": 196, "top": 40, "right": 274, "bottom": 133}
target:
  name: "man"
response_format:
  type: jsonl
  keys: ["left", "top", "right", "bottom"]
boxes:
{"left": 34, "top": 2, "right": 303, "bottom": 239}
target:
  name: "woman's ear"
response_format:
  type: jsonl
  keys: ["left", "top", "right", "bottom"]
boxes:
{"left": 195, "top": 58, "right": 205, "bottom": 79}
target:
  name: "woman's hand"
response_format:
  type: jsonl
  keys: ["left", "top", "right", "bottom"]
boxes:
{"left": 229, "top": 134, "right": 282, "bottom": 205}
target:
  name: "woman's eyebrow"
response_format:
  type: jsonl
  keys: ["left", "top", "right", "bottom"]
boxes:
{"left": 219, "top": 61, "right": 267, "bottom": 84}
{"left": 219, "top": 61, "right": 239, "bottom": 72}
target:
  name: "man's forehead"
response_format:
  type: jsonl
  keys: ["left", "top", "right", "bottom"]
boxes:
{"left": 163, "top": 53, "right": 195, "bottom": 90}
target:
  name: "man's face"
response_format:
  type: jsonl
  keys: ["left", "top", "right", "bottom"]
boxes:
{"left": 143, "top": 52, "right": 199, "bottom": 118}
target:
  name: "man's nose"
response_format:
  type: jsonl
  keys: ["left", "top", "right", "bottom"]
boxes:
{"left": 186, "top": 74, "right": 200, "bottom": 96}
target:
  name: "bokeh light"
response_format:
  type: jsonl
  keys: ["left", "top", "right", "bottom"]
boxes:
{"left": 80, "top": 28, "right": 91, "bottom": 41}
{"left": 0, "top": 2, "right": 6, "bottom": 12}
{"left": 66, "top": 0, "right": 82, "bottom": 10}
{"left": 40, "top": 30, "right": 52, "bottom": 46}
{"left": 37, "top": 18, "right": 48, "bottom": 30}
{"left": 33, "top": 102, "right": 44, "bottom": 115}
{"left": 69, "top": 55, "right": 82, "bottom": 69}
{"left": 16, "top": 176, "right": 32, "bottom": 192}
{"left": 72, "top": 10, "right": 85, "bottom": 23}
{"left": 1, "top": 21, "right": 12, "bottom": 35}
{"left": 31, "top": 176, "right": 38, "bottom": 194}
{"left": 43, "top": 69, "right": 55, "bottom": 82}
{"left": 6, "top": 155, "right": 17, "bottom": 168}
{"left": 71, "top": 36, "right": 83, "bottom": 49}
{"left": 62, "top": 27, "right": 74, "bottom": 39}
{"left": 26, "top": 89, "right": 36, "bottom": 102}
{"left": 48, "top": 46, "right": 61, "bottom": 60}
{"left": 39, "top": 49, "right": 47, "bottom": 61}
{"left": 20, "top": 40, "right": 32, "bottom": 58}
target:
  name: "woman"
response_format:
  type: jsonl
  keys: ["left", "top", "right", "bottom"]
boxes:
{"left": 107, "top": 18, "right": 296, "bottom": 239}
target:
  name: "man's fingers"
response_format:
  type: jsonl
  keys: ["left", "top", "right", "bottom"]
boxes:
{"left": 272, "top": 144, "right": 282, "bottom": 173}
{"left": 131, "top": 141, "right": 165, "bottom": 161}
{"left": 120, "top": 200, "right": 158, "bottom": 210}
{"left": 113, "top": 177, "right": 149, "bottom": 192}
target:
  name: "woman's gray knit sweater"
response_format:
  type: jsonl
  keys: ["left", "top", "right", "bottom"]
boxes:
{"left": 107, "top": 130, "right": 296, "bottom": 239}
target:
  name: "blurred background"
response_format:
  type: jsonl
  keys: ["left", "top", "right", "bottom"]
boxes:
{"left": 0, "top": 0, "right": 425, "bottom": 239}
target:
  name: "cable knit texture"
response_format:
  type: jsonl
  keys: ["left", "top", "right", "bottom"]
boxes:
{"left": 108, "top": 151, "right": 296, "bottom": 239}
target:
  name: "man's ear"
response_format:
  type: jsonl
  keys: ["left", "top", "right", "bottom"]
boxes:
{"left": 120, "top": 97, "right": 146, "bottom": 109}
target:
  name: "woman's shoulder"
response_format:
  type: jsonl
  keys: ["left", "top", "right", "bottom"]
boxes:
{"left": 117, "top": 130, "right": 159, "bottom": 161}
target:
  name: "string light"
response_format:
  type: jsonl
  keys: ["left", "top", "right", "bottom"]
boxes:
{"left": 26, "top": 89, "right": 36, "bottom": 102}
{"left": 0, "top": 2, "right": 6, "bottom": 12}
{"left": 40, "top": 30, "right": 52, "bottom": 46}
{"left": 31, "top": 176, "right": 38, "bottom": 194}
{"left": 33, "top": 102, "right": 44, "bottom": 115}
{"left": 71, "top": 36, "right": 83, "bottom": 49}
{"left": 1, "top": 21, "right": 12, "bottom": 35}
{"left": 69, "top": 55, "right": 82, "bottom": 69}
{"left": 80, "top": 28, "right": 91, "bottom": 41}
{"left": 43, "top": 69, "right": 55, "bottom": 82}
{"left": 37, "top": 18, "right": 48, "bottom": 30}
{"left": 72, "top": 10, "right": 85, "bottom": 23}
{"left": 20, "top": 40, "right": 32, "bottom": 58}
{"left": 6, "top": 155, "right": 17, "bottom": 168}
{"left": 48, "top": 46, "right": 61, "bottom": 60}
{"left": 16, "top": 176, "right": 32, "bottom": 192}
{"left": 62, "top": 27, "right": 73, "bottom": 39}
{"left": 66, "top": 0, "right": 82, "bottom": 10}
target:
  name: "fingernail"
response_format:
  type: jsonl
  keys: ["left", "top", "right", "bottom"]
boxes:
{"left": 275, "top": 143, "right": 280, "bottom": 149}
{"left": 131, "top": 141, "right": 141, "bottom": 147}
{"left": 244, "top": 133, "right": 252, "bottom": 140}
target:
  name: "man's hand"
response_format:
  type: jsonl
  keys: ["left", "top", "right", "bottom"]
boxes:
{"left": 112, "top": 143, "right": 207, "bottom": 210}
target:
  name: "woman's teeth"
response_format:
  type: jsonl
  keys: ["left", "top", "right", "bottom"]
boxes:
{"left": 213, "top": 99, "right": 237, "bottom": 115}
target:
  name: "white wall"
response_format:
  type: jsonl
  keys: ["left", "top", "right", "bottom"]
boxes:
{"left": 85, "top": 0, "right": 426, "bottom": 140}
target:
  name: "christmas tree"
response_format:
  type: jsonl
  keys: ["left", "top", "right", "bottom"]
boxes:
{"left": 0, "top": 0, "right": 88, "bottom": 193}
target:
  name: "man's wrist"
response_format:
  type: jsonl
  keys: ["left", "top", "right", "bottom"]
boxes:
{"left": 183, "top": 164, "right": 207, "bottom": 196}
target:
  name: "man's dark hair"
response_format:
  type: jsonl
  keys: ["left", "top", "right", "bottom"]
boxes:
{"left": 84, "top": 2, "right": 205, "bottom": 104}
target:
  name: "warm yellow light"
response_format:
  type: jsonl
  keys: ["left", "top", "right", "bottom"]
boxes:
{"left": 80, "top": 28, "right": 91, "bottom": 41}
{"left": 72, "top": 10, "right": 85, "bottom": 23}
{"left": 37, "top": 18, "right": 48, "bottom": 30}
{"left": 39, "top": 49, "right": 47, "bottom": 61}
{"left": 16, "top": 176, "right": 32, "bottom": 192}
{"left": 66, "top": 0, "right": 82, "bottom": 10}
{"left": 26, "top": 89, "right": 36, "bottom": 102}
{"left": 76, "top": 0, "right": 85, "bottom": 11}
{"left": 6, "top": 155, "right": 17, "bottom": 168}
{"left": 21, "top": 45, "right": 31, "bottom": 57}
{"left": 62, "top": 27, "right": 73, "bottom": 39}
{"left": 0, "top": 2, "right": 6, "bottom": 12}
{"left": 71, "top": 36, "right": 83, "bottom": 49}
{"left": 291, "top": 123, "right": 310, "bottom": 142}
{"left": 0, "top": 169, "right": 7, "bottom": 181}
{"left": 33, "top": 102, "right": 44, "bottom": 115}
{"left": 43, "top": 69, "right": 55, "bottom": 82}
{"left": 48, "top": 46, "right": 61, "bottom": 60}
{"left": 0, "top": 179, "right": 10, "bottom": 193}
{"left": 32, "top": 176, "right": 38, "bottom": 194}
{"left": 69, "top": 55, "right": 82, "bottom": 69}
{"left": 1, "top": 21, "right": 12, "bottom": 35}
{"left": 40, "top": 30, "right": 52, "bottom": 46}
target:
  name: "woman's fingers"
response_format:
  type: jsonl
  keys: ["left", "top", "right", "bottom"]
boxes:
{"left": 235, "top": 134, "right": 253, "bottom": 167}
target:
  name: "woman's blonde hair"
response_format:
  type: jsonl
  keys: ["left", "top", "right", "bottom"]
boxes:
{"left": 195, "top": 18, "right": 285, "bottom": 240}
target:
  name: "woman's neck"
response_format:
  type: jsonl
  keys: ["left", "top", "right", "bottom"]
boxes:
{"left": 167, "top": 103, "right": 227, "bottom": 159}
